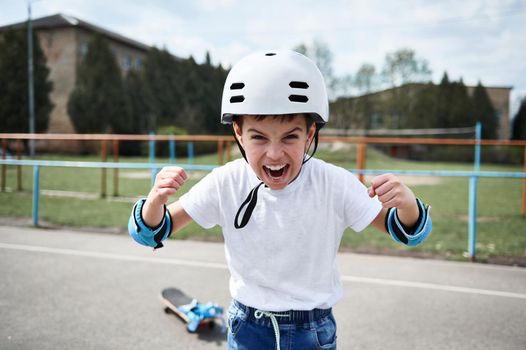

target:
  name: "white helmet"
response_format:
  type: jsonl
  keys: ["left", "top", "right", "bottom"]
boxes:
{"left": 221, "top": 50, "right": 329, "bottom": 124}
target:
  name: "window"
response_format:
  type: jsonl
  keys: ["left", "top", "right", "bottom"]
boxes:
{"left": 371, "top": 112, "right": 383, "bottom": 129}
{"left": 80, "top": 42, "right": 88, "bottom": 57}
{"left": 134, "top": 57, "right": 141, "bottom": 71}
{"left": 122, "top": 55, "right": 131, "bottom": 71}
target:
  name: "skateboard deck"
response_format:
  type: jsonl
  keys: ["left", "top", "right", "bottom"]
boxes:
{"left": 160, "top": 287, "right": 225, "bottom": 333}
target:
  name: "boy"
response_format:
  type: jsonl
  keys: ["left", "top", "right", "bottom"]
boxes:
{"left": 129, "top": 50, "right": 431, "bottom": 350}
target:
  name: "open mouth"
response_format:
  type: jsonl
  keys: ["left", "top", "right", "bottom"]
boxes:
{"left": 263, "top": 164, "right": 289, "bottom": 180}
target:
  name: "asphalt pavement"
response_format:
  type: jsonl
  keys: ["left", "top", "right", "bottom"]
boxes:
{"left": 1, "top": 226, "right": 525, "bottom": 350}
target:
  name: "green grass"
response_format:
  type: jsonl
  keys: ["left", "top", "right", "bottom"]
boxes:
{"left": 1, "top": 148, "right": 525, "bottom": 263}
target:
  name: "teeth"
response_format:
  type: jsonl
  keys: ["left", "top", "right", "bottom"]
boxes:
{"left": 265, "top": 164, "right": 286, "bottom": 171}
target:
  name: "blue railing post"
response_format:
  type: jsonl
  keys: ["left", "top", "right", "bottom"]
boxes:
{"left": 468, "top": 122, "right": 482, "bottom": 260}
{"left": 169, "top": 138, "right": 176, "bottom": 164}
{"left": 149, "top": 132, "right": 156, "bottom": 186}
{"left": 187, "top": 141, "right": 194, "bottom": 165}
{"left": 32, "top": 165, "right": 40, "bottom": 226}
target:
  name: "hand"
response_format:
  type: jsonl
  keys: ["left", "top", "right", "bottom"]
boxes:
{"left": 368, "top": 173, "right": 419, "bottom": 228}
{"left": 142, "top": 167, "right": 188, "bottom": 228}
{"left": 147, "top": 166, "right": 188, "bottom": 207}
{"left": 367, "top": 173, "right": 415, "bottom": 210}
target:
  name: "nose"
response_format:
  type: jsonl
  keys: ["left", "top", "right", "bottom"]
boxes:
{"left": 266, "top": 142, "right": 284, "bottom": 160}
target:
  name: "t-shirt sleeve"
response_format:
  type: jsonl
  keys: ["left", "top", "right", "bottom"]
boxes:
{"left": 179, "top": 170, "right": 221, "bottom": 229}
{"left": 343, "top": 173, "right": 382, "bottom": 232}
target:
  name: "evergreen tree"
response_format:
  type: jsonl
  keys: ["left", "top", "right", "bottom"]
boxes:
{"left": 448, "top": 79, "right": 473, "bottom": 128}
{"left": 408, "top": 83, "right": 438, "bottom": 128}
{"left": 67, "top": 34, "right": 126, "bottom": 133}
{"left": 122, "top": 70, "right": 149, "bottom": 133}
{"left": 142, "top": 48, "right": 183, "bottom": 131}
{"left": 434, "top": 73, "right": 473, "bottom": 129}
{"left": 435, "top": 72, "right": 451, "bottom": 128}
{"left": 0, "top": 29, "right": 53, "bottom": 133}
{"left": 511, "top": 97, "right": 526, "bottom": 140}
{"left": 142, "top": 48, "right": 227, "bottom": 135}
{"left": 471, "top": 82, "right": 497, "bottom": 139}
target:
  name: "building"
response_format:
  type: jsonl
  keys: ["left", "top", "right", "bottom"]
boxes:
{"left": 0, "top": 13, "right": 150, "bottom": 150}
{"left": 329, "top": 83, "right": 512, "bottom": 139}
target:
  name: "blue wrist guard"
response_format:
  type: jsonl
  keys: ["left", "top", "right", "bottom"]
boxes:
{"left": 128, "top": 198, "right": 172, "bottom": 249}
{"left": 385, "top": 198, "right": 432, "bottom": 247}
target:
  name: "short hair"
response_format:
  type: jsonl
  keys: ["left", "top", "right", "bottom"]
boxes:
{"left": 232, "top": 114, "right": 316, "bottom": 133}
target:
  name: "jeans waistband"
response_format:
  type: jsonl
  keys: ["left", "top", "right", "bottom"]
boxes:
{"left": 233, "top": 299, "right": 332, "bottom": 323}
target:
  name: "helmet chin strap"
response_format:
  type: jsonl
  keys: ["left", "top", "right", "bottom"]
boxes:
{"left": 233, "top": 124, "right": 322, "bottom": 229}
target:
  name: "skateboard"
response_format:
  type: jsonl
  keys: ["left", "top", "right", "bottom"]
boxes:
{"left": 160, "top": 287, "right": 226, "bottom": 333}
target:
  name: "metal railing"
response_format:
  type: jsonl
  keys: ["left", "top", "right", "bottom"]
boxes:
{"left": 2, "top": 124, "right": 526, "bottom": 260}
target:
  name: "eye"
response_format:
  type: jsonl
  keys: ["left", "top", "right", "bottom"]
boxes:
{"left": 284, "top": 134, "right": 299, "bottom": 140}
{"left": 251, "top": 134, "right": 266, "bottom": 140}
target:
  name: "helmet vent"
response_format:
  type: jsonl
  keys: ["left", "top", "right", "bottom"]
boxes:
{"left": 289, "top": 81, "right": 309, "bottom": 89}
{"left": 265, "top": 53, "right": 276, "bottom": 56}
{"left": 230, "top": 95, "right": 245, "bottom": 103}
{"left": 289, "top": 95, "right": 309, "bottom": 103}
{"left": 230, "top": 82, "right": 245, "bottom": 90}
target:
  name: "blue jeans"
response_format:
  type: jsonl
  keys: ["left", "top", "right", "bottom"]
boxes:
{"left": 227, "top": 299, "right": 337, "bottom": 350}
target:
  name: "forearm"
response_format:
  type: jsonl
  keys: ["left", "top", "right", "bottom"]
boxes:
{"left": 142, "top": 197, "right": 165, "bottom": 228}
{"left": 396, "top": 197, "right": 419, "bottom": 229}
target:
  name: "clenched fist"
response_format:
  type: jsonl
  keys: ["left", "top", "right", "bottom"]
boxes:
{"left": 143, "top": 167, "right": 188, "bottom": 227}
{"left": 368, "top": 173, "right": 419, "bottom": 228}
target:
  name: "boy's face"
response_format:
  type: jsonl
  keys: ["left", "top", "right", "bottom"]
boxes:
{"left": 233, "top": 114, "right": 316, "bottom": 190}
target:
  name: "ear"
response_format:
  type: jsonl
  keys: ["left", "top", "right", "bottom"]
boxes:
{"left": 232, "top": 121, "right": 244, "bottom": 147}
{"left": 306, "top": 123, "right": 317, "bottom": 146}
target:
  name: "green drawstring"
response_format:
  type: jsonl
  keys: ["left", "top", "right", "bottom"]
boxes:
{"left": 254, "top": 310, "right": 290, "bottom": 350}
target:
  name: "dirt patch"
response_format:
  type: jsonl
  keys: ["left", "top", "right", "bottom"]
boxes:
{"left": 457, "top": 215, "right": 500, "bottom": 223}
{"left": 485, "top": 256, "right": 526, "bottom": 267}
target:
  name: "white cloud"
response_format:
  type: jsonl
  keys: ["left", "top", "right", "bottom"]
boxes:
{"left": 1, "top": 0, "right": 524, "bottom": 114}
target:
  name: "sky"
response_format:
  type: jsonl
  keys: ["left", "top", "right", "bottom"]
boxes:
{"left": 1, "top": 0, "right": 525, "bottom": 116}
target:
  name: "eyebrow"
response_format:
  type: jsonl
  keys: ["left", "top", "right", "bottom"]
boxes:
{"left": 246, "top": 127, "right": 304, "bottom": 135}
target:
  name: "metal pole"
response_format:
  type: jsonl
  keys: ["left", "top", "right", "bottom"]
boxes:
{"left": 187, "top": 141, "right": 194, "bottom": 165}
{"left": 16, "top": 140, "right": 23, "bottom": 191}
{"left": 32, "top": 165, "right": 40, "bottom": 226}
{"left": 1, "top": 139, "right": 6, "bottom": 192}
{"left": 523, "top": 145, "right": 526, "bottom": 217}
{"left": 100, "top": 140, "right": 107, "bottom": 198}
{"left": 468, "top": 122, "right": 481, "bottom": 260}
{"left": 357, "top": 143, "right": 367, "bottom": 183}
{"left": 27, "top": 2, "right": 36, "bottom": 157}
{"left": 113, "top": 139, "right": 119, "bottom": 197}
{"left": 169, "top": 138, "right": 176, "bottom": 164}
{"left": 149, "top": 132, "right": 156, "bottom": 186}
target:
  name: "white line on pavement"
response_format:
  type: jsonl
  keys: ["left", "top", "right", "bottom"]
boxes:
{"left": 340, "top": 275, "right": 526, "bottom": 300}
{"left": 2, "top": 242, "right": 526, "bottom": 300}
{"left": 0, "top": 242, "right": 228, "bottom": 270}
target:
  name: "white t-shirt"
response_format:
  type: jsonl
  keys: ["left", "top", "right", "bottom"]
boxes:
{"left": 179, "top": 157, "right": 381, "bottom": 311}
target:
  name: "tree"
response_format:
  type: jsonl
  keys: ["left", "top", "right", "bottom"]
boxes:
{"left": 293, "top": 40, "right": 341, "bottom": 100}
{"left": 381, "top": 48, "right": 432, "bottom": 88}
{"left": 448, "top": 79, "right": 473, "bottom": 128}
{"left": 471, "top": 82, "right": 497, "bottom": 139}
{"left": 142, "top": 48, "right": 227, "bottom": 135}
{"left": 68, "top": 35, "right": 127, "bottom": 133}
{"left": 0, "top": 29, "right": 53, "bottom": 133}
{"left": 353, "top": 63, "right": 377, "bottom": 94}
{"left": 433, "top": 73, "right": 473, "bottom": 129}
{"left": 511, "top": 97, "right": 526, "bottom": 140}
{"left": 407, "top": 83, "right": 438, "bottom": 128}
{"left": 122, "top": 70, "right": 148, "bottom": 134}
{"left": 142, "top": 48, "right": 183, "bottom": 131}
